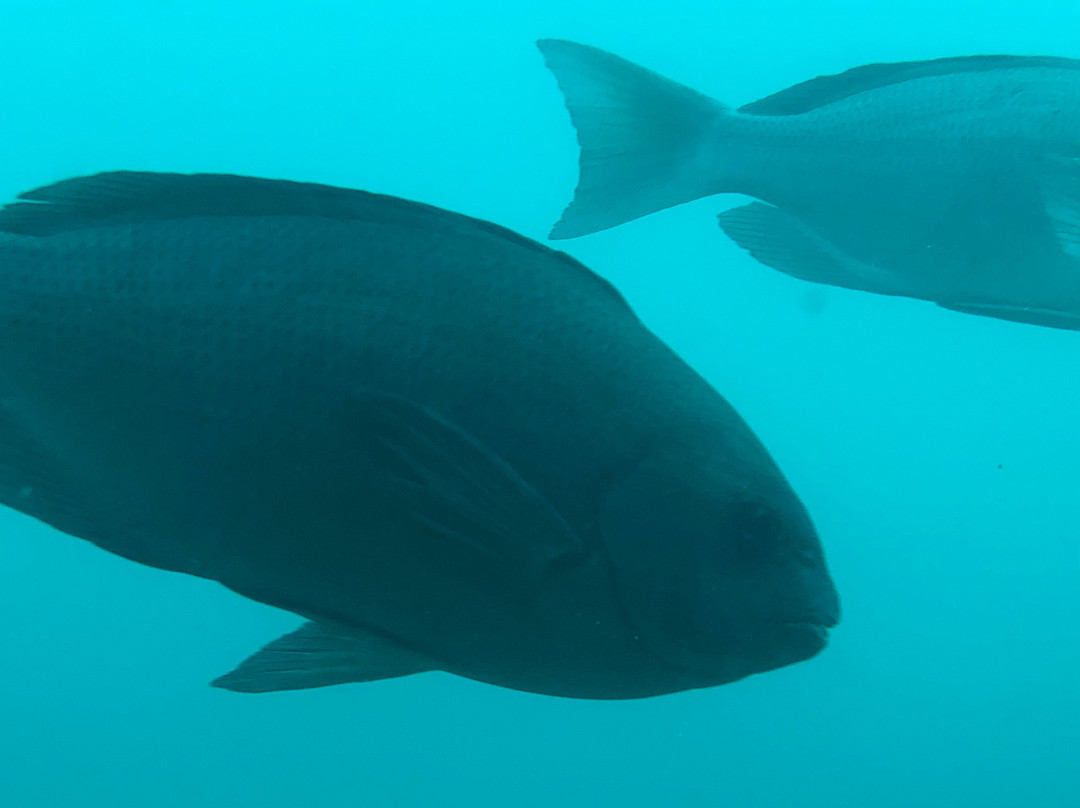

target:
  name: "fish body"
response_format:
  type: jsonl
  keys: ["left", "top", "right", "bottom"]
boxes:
{"left": 0, "top": 172, "right": 837, "bottom": 698}
{"left": 538, "top": 40, "right": 1080, "bottom": 329}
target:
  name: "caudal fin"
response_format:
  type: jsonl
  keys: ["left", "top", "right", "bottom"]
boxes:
{"left": 537, "top": 39, "right": 728, "bottom": 239}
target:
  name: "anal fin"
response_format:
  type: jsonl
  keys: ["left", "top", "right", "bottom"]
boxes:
{"left": 717, "top": 202, "right": 910, "bottom": 296}
{"left": 938, "top": 300, "right": 1080, "bottom": 330}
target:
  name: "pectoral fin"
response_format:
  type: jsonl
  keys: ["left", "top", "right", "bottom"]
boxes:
{"left": 211, "top": 621, "right": 435, "bottom": 693}
{"left": 353, "top": 392, "right": 586, "bottom": 588}
{"left": 1040, "top": 155, "right": 1080, "bottom": 261}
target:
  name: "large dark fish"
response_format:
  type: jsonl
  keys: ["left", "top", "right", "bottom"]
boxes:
{"left": 0, "top": 171, "right": 837, "bottom": 699}
{"left": 538, "top": 39, "right": 1080, "bottom": 330}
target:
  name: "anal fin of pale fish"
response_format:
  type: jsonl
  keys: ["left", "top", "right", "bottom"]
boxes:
{"left": 1040, "top": 155, "right": 1080, "bottom": 261}
{"left": 937, "top": 300, "right": 1080, "bottom": 330}
{"left": 717, "top": 203, "right": 911, "bottom": 296}
{"left": 211, "top": 621, "right": 435, "bottom": 693}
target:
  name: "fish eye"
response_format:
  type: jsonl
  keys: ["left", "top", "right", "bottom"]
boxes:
{"left": 731, "top": 500, "right": 784, "bottom": 557}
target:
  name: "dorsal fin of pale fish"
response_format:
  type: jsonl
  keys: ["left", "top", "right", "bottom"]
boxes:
{"left": 740, "top": 55, "right": 1080, "bottom": 116}
{"left": 717, "top": 202, "right": 914, "bottom": 297}
{"left": 212, "top": 621, "right": 437, "bottom": 693}
{"left": 537, "top": 39, "right": 728, "bottom": 239}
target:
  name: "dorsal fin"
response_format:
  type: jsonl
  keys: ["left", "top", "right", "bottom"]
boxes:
{"left": 0, "top": 171, "right": 514, "bottom": 238}
{"left": 0, "top": 171, "right": 632, "bottom": 309}
{"left": 740, "top": 54, "right": 1080, "bottom": 116}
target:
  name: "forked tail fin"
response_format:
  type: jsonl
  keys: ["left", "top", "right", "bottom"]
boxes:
{"left": 537, "top": 39, "right": 729, "bottom": 239}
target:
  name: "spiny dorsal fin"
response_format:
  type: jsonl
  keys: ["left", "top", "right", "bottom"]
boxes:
{"left": 1, "top": 171, "right": 633, "bottom": 309}
{"left": 740, "top": 54, "right": 1080, "bottom": 116}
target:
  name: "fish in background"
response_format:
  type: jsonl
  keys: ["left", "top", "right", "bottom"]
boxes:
{"left": 0, "top": 171, "right": 838, "bottom": 699}
{"left": 538, "top": 39, "right": 1080, "bottom": 330}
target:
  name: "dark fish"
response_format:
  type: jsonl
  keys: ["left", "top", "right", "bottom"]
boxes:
{"left": 538, "top": 39, "right": 1080, "bottom": 330}
{"left": 0, "top": 171, "right": 838, "bottom": 698}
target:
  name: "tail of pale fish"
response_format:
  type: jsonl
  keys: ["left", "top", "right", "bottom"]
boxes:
{"left": 537, "top": 39, "right": 730, "bottom": 239}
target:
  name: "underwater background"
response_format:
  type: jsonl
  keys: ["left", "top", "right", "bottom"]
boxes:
{"left": 1, "top": 1, "right": 1077, "bottom": 805}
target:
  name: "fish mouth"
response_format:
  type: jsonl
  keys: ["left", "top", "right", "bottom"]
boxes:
{"left": 785, "top": 610, "right": 839, "bottom": 632}
{"left": 655, "top": 615, "right": 837, "bottom": 680}
{"left": 776, "top": 617, "right": 836, "bottom": 659}
{"left": 783, "top": 620, "right": 831, "bottom": 642}
{"left": 782, "top": 593, "right": 841, "bottom": 638}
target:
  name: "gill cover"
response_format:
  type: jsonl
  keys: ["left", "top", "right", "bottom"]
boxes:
{"left": 598, "top": 450, "right": 799, "bottom": 677}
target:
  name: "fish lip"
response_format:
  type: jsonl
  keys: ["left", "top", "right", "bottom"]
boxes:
{"left": 784, "top": 605, "right": 840, "bottom": 632}
{"left": 779, "top": 618, "right": 835, "bottom": 647}
{"left": 644, "top": 617, "right": 835, "bottom": 681}
{"left": 784, "top": 620, "right": 830, "bottom": 638}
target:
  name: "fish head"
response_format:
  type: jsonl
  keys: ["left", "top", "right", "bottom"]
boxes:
{"left": 598, "top": 443, "right": 839, "bottom": 683}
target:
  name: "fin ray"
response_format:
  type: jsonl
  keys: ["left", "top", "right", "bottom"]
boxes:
{"left": 741, "top": 55, "right": 1080, "bottom": 116}
{"left": 1, "top": 171, "right": 633, "bottom": 309}
{"left": 537, "top": 39, "right": 726, "bottom": 238}
{"left": 211, "top": 621, "right": 435, "bottom": 693}
{"left": 938, "top": 300, "right": 1080, "bottom": 329}
{"left": 717, "top": 203, "right": 910, "bottom": 296}
{"left": 353, "top": 392, "right": 586, "bottom": 587}
{"left": 1040, "top": 155, "right": 1080, "bottom": 260}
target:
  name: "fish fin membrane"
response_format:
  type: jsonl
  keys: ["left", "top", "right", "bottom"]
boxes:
{"left": 1040, "top": 155, "right": 1080, "bottom": 261}
{"left": 740, "top": 55, "right": 1080, "bottom": 117}
{"left": 211, "top": 621, "right": 434, "bottom": 693}
{"left": 938, "top": 300, "right": 1080, "bottom": 330}
{"left": 537, "top": 39, "right": 726, "bottom": 239}
{"left": 0, "top": 170, "right": 634, "bottom": 311}
{"left": 353, "top": 392, "right": 586, "bottom": 591}
{"left": 717, "top": 203, "right": 910, "bottom": 296}
{"left": 0, "top": 172, "right": 431, "bottom": 235}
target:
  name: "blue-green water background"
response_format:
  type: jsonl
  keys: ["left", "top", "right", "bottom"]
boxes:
{"left": 1, "top": 2, "right": 1078, "bottom": 805}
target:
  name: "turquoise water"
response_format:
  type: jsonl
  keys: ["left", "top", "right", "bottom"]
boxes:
{"left": 1, "top": 1, "right": 1078, "bottom": 805}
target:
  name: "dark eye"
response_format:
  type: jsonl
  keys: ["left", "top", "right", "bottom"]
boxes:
{"left": 732, "top": 501, "right": 784, "bottom": 558}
